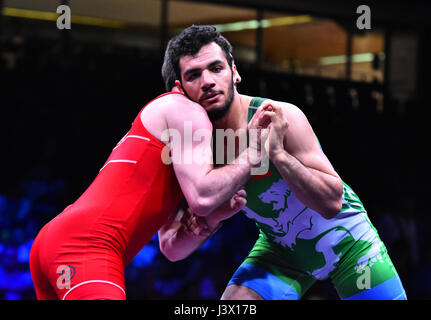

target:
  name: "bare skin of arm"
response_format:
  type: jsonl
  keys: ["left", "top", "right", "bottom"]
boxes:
{"left": 260, "top": 101, "right": 343, "bottom": 219}
{"left": 142, "top": 93, "right": 268, "bottom": 216}
{"left": 158, "top": 189, "right": 246, "bottom": 262}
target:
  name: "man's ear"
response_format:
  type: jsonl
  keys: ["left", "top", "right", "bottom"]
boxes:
{"left": 233, "top": 64, "right": 242, "bottom": 84}
{"left": 174, "top": 80, "right": 184, "bottom": 93}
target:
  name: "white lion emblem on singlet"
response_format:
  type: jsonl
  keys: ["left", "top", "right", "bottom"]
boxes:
{"left": 243, "top": 178, "right": 383, "bottom": 279}
{"left": 258, "top": 179, "right": 291, "bottom": 214}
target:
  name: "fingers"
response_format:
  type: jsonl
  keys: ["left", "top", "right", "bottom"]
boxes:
{"left": 250, "top": 110, "right": 273, "bottom": 130}
{"left": 259, "top": 112, "right": 273, "bottom": 129}
{"left": 253, "top": 111, "right": 275, "bottom": 133}
{"left": 249, "top": 102, "right": 274, "bottom": 129}
{"left": 249, "top": 113, "right": 265, "bottom": 129}
{"left": 232, "top": 197, "right": 246, "bottom": 211}
{"left": 233, "top": 188, "right": 247, "bottom": 205}
{"left": 235, "top": 189, "right": 247, "bottom": 198}
{"left": 253, "top": 102, "right": 272, "bottom": 118}
{"left": 257, "top": 101, "right": 274, "bottom": 113}
{"left": 231, "top": 191, "right": 247, "bottom": 211}
{"left": 260, "top": 106, "right": 288, "bottom": 132}
{"left": 187, "top": 214, "right": 212, "bottom": 237}
{"left": 259, "top": 103, "right": 284, "bottom": 124}
{"left": 182, "top": 208, "right": 208, "bottom": 236}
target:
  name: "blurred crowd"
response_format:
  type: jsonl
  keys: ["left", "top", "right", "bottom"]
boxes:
{"left": 1, "top": 33, "right": 429, "bottom": 299}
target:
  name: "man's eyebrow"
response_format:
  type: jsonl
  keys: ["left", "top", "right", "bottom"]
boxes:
{"left": 208, "top": 60, "right": 224, "bottom": 68}
{"left": 184, "top": 67, "right": 200, "bottom": 77}
{"left": 183, "top": 60, "right": 225, "bottom": 77}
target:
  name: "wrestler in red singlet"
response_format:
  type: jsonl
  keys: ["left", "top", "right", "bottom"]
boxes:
{"left": 29, "top": 92, "right": 184, "bottom": 300}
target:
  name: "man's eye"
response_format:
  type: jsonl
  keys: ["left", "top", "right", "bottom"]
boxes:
{"left": 212, "top": 66, "right": 222, "bottom": 73}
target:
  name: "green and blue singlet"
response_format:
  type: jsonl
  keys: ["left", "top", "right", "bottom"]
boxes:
{"left": 226, "top": 97, "right": 406, "bottom": 300}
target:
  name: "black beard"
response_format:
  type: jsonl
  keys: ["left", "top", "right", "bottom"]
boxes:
{"left": 206, "top": 78, "right": 234, "bottom": 122}
{"left": 180, "top": 77, "right": 235, "bottom": 122}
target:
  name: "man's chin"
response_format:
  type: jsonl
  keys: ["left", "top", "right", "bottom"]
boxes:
{"left": 207, "top": 105, "right": 230, "bottom": 121}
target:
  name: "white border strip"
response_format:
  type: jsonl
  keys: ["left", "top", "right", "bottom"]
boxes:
{"left": 113, "top": 135, "right": 150, "bottom": 150}
{"left": 126, "top": 135, "right": 150, "bottom": 141}
{"left": 99, "top": 159, "right": 137, "bottom": 172}
{"left": 62, "top": 280, "right": 126, "bottom": 300}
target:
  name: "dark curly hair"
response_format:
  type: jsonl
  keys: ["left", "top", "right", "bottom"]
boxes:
{"left": 161, "top": 25, "right": 233, "bottom": 91}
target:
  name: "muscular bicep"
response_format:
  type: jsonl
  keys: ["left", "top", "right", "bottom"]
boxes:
{"left": 282, "top": 103, "right": 339, "bottom": 177}
{"left": 165, "top": 104, "right": 215, "bottom": 205}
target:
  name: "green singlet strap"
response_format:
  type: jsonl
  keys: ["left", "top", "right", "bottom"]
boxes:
{"left": 248, "top": 97, "right": 266, "bottom": 121}
{"left": 249, "top": 97, "right": 266, "bottom": 108}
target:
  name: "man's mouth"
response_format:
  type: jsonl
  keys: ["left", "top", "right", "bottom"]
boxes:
{"left": 200, "top": 92, "right": 221, "bottom": 104}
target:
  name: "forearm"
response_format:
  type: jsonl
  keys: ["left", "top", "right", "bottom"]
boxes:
{"left": 271, "top": 150, "right": 343, "bottom": 218}
{"left": 160, "top": 187, "right": 245, "bottom": 262}
{"left": 160, "top": 219, "right": 222, "bottom": 262}
{"left": 192, "top": 148, "right": 256, "bottom": 216}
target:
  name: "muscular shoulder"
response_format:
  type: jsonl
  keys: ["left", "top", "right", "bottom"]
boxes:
{"left": 164, "top": 94, "right": 212, "bottom": 128}
{"left": 141, "top": 93, "right": 212, "bottom": 140}
{"left": 157, "top": 93, "right": 213, "bottom": 131}
{"left": 266, "top": 98, "right": 317, "bottom": 153}
{"left": 155, "top": 93, "right": 207, "bottom": 116}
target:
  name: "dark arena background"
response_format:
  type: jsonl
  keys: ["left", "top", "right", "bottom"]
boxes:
{"left": 0, "top": 0, "right": 430, "bottom": 300}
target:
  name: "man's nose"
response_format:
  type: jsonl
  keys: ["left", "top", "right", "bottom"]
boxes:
{"left": 201, "top": 70, "right": 215, "bottom": 91}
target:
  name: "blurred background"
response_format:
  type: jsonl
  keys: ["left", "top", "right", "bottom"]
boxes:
{"left": 0, "top": 0, "right": 430, "bottom": 300}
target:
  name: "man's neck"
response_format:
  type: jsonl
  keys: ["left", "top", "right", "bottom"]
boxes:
{"left": 212, "top": 92, "right": 251, "bottom": 131}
